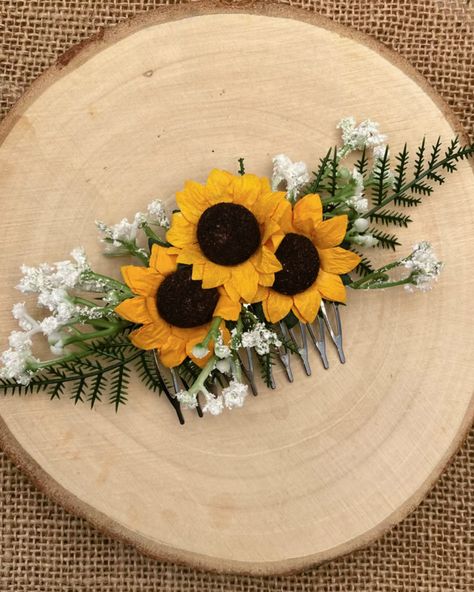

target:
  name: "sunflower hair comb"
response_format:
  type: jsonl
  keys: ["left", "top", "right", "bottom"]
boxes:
{"left": 1, "top": 117, "right": 472, "bottom": 424}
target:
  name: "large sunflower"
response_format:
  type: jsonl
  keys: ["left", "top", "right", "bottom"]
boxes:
{"left": 166, "top": 169, "right": 289, "bottom": 302}
{"left": 259, "top": 194, "right": 361, "bottom": 324}
{"left": 114, "top": 245, "right": 240, "bottom": 368}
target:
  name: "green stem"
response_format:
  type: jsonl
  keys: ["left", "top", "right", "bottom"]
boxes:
{"left": 124, "top": 241, "right": 149, "bottom": 265}
{"left": 32, "top": 348, "right": 94, "bottom": 370}
{"left": 201, "top": 316, "right": 222, "bottom": 348}
{"left": 188, "top": 355, "right": 217, "bottom": 396}
{"left": 142, "top": 224, "right": 169, "bottom": 247}
{"left": 356, "top": 277, "right": 413, "bottom": 290}
{"left": 61, "top": 322, "right": 125, "bottom": 347}
{"left": 231, "top": 355, "right": 242, "bottom": 381}
{"left": 86, "top": 271, "right": 132, "bottom": 296}
{"left": 349, "top": 260, "right": 402, "bottom": 289}
{"left": 70, "top": 295, "right": 103, "bottom": 308}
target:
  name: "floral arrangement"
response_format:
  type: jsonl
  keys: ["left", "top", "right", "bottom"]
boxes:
{"left": 1, "top": 118, "right": 472, "bottom": 423}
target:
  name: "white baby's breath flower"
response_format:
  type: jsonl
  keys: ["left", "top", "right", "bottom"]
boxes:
{"left": 17, "top": 248, "right": 90, "bottom": 294}
{"left": 147, "top": 200, "right": 170, "bottom": 229}
{"left": 222, "top": 380, "right": 248, "bottom": 410}
{"left": 191, "top": 344, "right": 209, "bottom": 359}
{"left": 348, "top": 196, "right": 369, "bottom": 214}
{"left": 239, "top": 323, "right": 282, "bottom": 356}
{"left": 8, "top": 331, "right": 32, "bottom": 350}
{"left": 39, "top": 316, "right": 61, "bottom": 336}
{"left": 351, "top": 233, "right": 379, "bottom": 248}
{"left": 337, "top": 117, "right": 387, "bottom": 153}
{"left": 403, "top": 241, "right": 443, "bottom": 292}
{"left": 216, "top": 358, "right": 231, "bottom": 374}
{"left": 96, "top": 216, "right": 142, "bottom": 255}
{"left": 202, "top": 393, "right": 224, "bottom": 416}
{"left": 37, "top": 287, "right": 76, "bottom": 323}
{"left": 346, "top": 168, "right": 369, "bottom": 214}
{"left": 272, "top": 154, "right": 310, "bottom": 200}
{"left": 176, "top": 390, "right": 198, "bottom": 409}
{"left": 97, "top": 201, "right": 169, "bottom": 255}
{"left": 0, "top": 346, "right": 38, "bottom": 386}
{"left": 352, "top": 218, "right": 370, "bottom": 233}
{"left": 12, "top": 302, "right": 37, "bottom": 331}
{"left": 214, "top": 333, "right": 231, "bottom": 359}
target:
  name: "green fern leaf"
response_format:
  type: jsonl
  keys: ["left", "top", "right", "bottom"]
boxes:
{"left": 369, "top": 228, "right": 401, "bottom": 251}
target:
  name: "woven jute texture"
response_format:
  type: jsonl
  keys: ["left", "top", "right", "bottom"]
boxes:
{"left": 0, "top": 1, "right": 473, "bottom": 590}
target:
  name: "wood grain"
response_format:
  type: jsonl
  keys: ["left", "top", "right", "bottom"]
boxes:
{"left": 0, "top": 3, "right": 473, "bottom": 575}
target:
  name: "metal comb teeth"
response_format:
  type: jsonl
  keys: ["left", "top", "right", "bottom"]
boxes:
{"left": 154, "top": 301, "right": 347, "bottom": 421}
{"left": 319, "top": 301, "right": 345, "bottom": 364}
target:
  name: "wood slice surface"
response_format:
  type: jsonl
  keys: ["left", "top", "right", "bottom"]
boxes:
{"left": 0, "top": 3, "right": 473, "bottom": 575}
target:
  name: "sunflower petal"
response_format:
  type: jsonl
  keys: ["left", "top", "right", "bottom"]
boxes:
{"left": 144, "top": 296, "right": 169, "bottom": 330}
{"left": 223, "top": 282, "right": 241, "bottom": 302}
{"left": 258, "top": 272, "right": 276, "bottom": 287}
{"left": 253, "top": 245, "right": 282, "bottom": 274}
{"left": 115, "top": 296, "right": 151, "bottom": 324}
{"left": 159, "top": 334, "right": 187, "bottom": 368}
{"left": 293, "top": 285, "right": 322, "bottom": 324}
{"left": 252, "top": 191, "right": 286, "bottom": 224}
{"left": 230, "top": 262, "right": 259, "bottom": 301}
{"left": 149, "top": 245, "right": 177, "bottom": 275}
{"left": 313, "top": 215, "right": 348, "bottom": 249}
{"left": 318, "top": 247, "right": 361, "bottom": 274}
{"left": 130, "top": 323, "right": 167, "bottom": 351}
{"left": 175, "top": 244, "right": 206, "bottom": 265}
{"left": 214, "top": 290, "right": 241, "bottom": 320}
{"left": 263, "top": 290, "right": 293, "bottom": 323}
{"left": 206, "top": 169, "right": 234, "bottom": 203}
{"left": 191, "top": 263, "right": 205, "bottom": 280}
{"left": 176, "top": 180, "right": 209, "bottom": 223}
{"left": 121, "top": 266, "right": 162, "bottom": 296}
{"left": 166, "top": 212, "right": 197, "bottom": 247}
{"left": 231, "top": 174, "right": 264, "bottom": 207}
{"left": 249, "top": 285, "right": 269, "bottom": 304}
{"left": 261, "top": 220, "right": 285, "bottom": 248}
{"left": 293, "top": 194, "right": 323, "bottom": 235}
{"left": 315, "top": 269, "right": 346, "bottom": 302}
{"left": 201, "top": 262, "right": 231, "bottom": 289}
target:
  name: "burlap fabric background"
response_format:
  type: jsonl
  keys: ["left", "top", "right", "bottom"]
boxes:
{"left": 0, "top": 1, "right": 472, "bottom": 590}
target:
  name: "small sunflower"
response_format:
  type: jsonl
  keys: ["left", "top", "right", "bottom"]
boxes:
{"left": 114, "top": 245, "right": 240, "bottom": 368}
{"left": 166, "top": 169, "right": 289, "bottom": 302}
{"left": 259, "top": 194, "right": 361, "bottom": 324}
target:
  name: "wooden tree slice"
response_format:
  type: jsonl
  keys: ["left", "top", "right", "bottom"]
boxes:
{"left": 0, "top": 2, "right": 473, "bottom": 575}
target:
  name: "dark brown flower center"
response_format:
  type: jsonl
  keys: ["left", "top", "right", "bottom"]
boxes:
{"left": 157, "top": 267, "right": 219, "bottom": 328}
{"left": 197, "top": 202, "right": 261, "bottom": 266}
{"left": 272, "top": 233, "right": 320, "bottom": 296}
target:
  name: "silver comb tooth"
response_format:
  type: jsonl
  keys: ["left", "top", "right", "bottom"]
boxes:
{"left": 238, "top": 348, "right": 258, "bottom": 396}
{"left": 152, "top": 351, "right": 185, "bottom": 425}
{"left": 288, "top": 322, "right": 312, "bottom": 376}
{"left": 268, "top": 366, "right": 276, "bottom": 389}
{"left": 320, "top": 300, "right": 345, "bottom": 364}
{"left": 278, "top": 322, "right": 294, "bottom": 383}
{"left": 170, "top": 368, "right": 181, "bottom": 393}
{"left": 306, "top": 316, "right": 329, "bottom": 369}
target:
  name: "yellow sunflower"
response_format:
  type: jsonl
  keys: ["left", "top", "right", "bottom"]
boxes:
{"left": 114, "top": 245, "right": 240, "bottom": 368}
{"left": 259, "top": 194, "right": 361, "bottom": 324}
{"left": 166, "top": 169, "right": 289, "bottom": 303}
